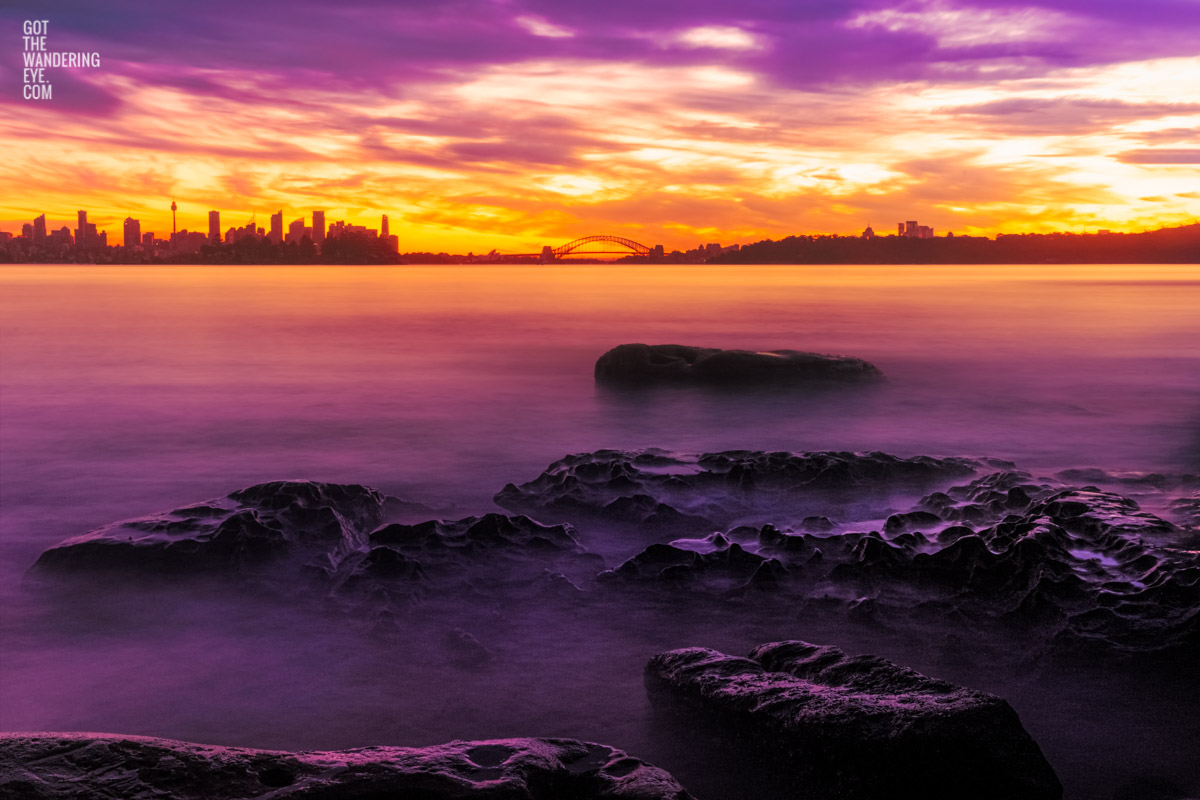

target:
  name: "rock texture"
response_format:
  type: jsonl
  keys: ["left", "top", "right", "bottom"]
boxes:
{"left": 30, "top": 483, "right": 601, "bottom": 613}
{"left": 496, "top": 449, "right": 981, "bottom": 532}
{"left": 319, "top": 513, "right": 603, "bottom": 603}
{"left": 0, "top": 732, "right": 693, "bottom": 800}
{"left": 29, "top": 459, "right": 1200, "bottom": 661}
{"left": 497, "top": 452, "right": 1200, "bottom": 659}
{"left": 594, "top": 344, "right": 882, "bottom": 387}
{"left": 32, "top": 481, "right": 390, "bottom": 577}
{"left": 645, "top": 641, "right": 1061, "bottom": 800}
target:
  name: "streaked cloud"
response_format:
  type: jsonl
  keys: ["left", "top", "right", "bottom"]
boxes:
{"left": 514, "top": 15, "right": 575, "bottom": 38}
{"left": 671, "top": 26, "right": 763, "bottom": 51}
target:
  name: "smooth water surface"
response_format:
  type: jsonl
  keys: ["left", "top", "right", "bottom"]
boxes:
{"left": 2, "top": 264, "right": 1198, "bottom": 798}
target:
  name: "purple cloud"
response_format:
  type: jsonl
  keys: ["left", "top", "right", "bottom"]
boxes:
{"left": 8, "top": 0, "right": 1198, "bottom": 100}
{"left": 1117, "top": 149, "right": 1200, "bottom": 164}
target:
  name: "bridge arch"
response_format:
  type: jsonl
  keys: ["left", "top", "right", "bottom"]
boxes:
{"left": 553, "top": 235, "right": 652, "bottom": 257}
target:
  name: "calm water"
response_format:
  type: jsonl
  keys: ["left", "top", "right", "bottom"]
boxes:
{"left": 2, "top": 264, "right": 1199, "bottom": 798}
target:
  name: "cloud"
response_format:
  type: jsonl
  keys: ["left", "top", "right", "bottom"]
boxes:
{"left": 670, "top": 26, "right": 763, "bottom": 51}
{"left": 1117, "top": 149, "right": 1200, "bottom": 164}
{"left": 944, "top": 97, "right": 1200, "bottom": 135}
{"left": 514, "top": 16, "right": 574, "bottom": 38}
{"left": 3, "top": 0, "right": 1200, "bottom": 245}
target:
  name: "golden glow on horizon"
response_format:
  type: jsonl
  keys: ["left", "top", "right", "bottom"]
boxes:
{"left": 2, "top": 45, "right": 1198, "bottom": 251}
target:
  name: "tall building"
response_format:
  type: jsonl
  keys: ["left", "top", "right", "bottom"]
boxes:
{"left": 312, "top": 210, "right": 325, "bottom": 244}
{"left": 143, "top": 232, "right": 154, "bottom": 249}
{"left": 32, "top": 214, "right": 47, "bottom": 243}
{"left": 123, "top": 217, "right": 141, "bottom": 247}
{"left": 208, "top": 211, "right": 221, "bottom": 243}
{"left": 77, "top": 210, "right": 89, "bottom": 248}
{"left": 287, "top": 218, "right": 309, "bottom": 244}
{"left": 170, "top": 200, "right": 177, "bottom": 234}
{"left": 269, "top": 211, "right": 282, "bottom": 244}
{"left": 381, "top": 214, "right": 389, "bottom": 238}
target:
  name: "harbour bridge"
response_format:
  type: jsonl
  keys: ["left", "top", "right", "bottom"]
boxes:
{"left": 551, "top": 235, "right": 653, "bottom": 257}
{"left": 494, "top": 235, "right": 660, "bottom": 261}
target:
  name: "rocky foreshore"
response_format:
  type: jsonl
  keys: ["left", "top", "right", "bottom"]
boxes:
{"left": 0, "top": 733, "right": 693, "bottom": 800}
{"left": 29, "top": 449, "right": 1200, "bottom": 663}
{"left": 18, "top": 450, "right": 1200, "bottom": 799}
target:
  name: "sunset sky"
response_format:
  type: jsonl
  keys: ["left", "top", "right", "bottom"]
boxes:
{"left": 2, "top": 0, "right": 1198, "bottom": 253}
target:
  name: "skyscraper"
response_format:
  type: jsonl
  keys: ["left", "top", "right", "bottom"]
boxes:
{"left": 77, "top": 210, "right": 89, "bottom": 248}
{"left": 269, "top": 210, "right": 283, "bottom": 244}
{"left": 124, "top": 217, "right": 141, "bottom": 248}
{"left": 287, "top": 218, "right": 306, "bottom": 244}
{"left": 209, "top": 210, "right": 220, "bottom": 243}
{"left": 381, "top": 214, "right": 389, "bottom": 238}
{"left": 312, "top": 210, "right": 325, "bottom": 244}
{"left": 32, "top": 214, "right": 47, "bottom": 243}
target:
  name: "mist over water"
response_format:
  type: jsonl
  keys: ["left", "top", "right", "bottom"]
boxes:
{"left": 2, "top": 264, "right": 1199, "bottom": 799}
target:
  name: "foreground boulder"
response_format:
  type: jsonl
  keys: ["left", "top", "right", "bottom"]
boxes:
{"left": 595, "top": 343, "right": 881, "bottom": 387}
{"left": 646, "top": 641, "right": 1061, "bottom": 800}
{"left": 0, "top": 733, "right": 694, "bottom": 800}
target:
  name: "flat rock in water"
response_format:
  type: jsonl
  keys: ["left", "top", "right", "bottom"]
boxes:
{"left": 645, "top": 641, "right": 1062, "bottom": 800}
{"left": 595, "top": 343, "right": 882, "bottom": 387}
{"left": 0, "top": 732, "right": 694, "bottom": 800}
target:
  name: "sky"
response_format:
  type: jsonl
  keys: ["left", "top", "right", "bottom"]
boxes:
{"left": 2, "top": 0, "right": 1198, "bottom": 253}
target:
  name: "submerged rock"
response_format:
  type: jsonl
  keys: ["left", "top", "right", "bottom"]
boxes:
{"left": 645, "top": 641, "right": 1061, "bottom": 800}
{"left": 322, "top": 513, "right": 604, "bottom": 601}
{"left": 594, "top": 343, "right": 882, "bottom": 386}
{"left": 0, "top": 732, "right": 694, "bottom": 799}
{"left": 599, "top": 541, "right": 785, "bottom": 593}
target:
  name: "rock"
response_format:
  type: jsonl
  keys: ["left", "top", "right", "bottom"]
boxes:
{"left": 495, "top": 449, "right": 981, "bottom": 531}
{"left": 594, "top": 343, "right": 882, "bottom": 386}
{"left": 828, "top": 482, "right": 1200, "bottom": 660}
{"left": 599, "top": 542, "right": 786, "bottom": 593}
{"left": 30, "top": 487, "right": 605, "bottom": 615}
{"left": 31, "top": 481, "right": 389, "bottom": 577}
{"left": 327, "top": 513, "right": 604, "bottom": 596}
{"left": 0, "top": 732, "right": 694, "bottom": 799}
{"left": 645, "top": 641, "right": 1061, "bottom": 800}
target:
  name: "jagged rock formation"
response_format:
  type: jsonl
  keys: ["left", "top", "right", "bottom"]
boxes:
{"left": 28, "top": 461, "right": 1200, "bottom": 660}
{"left": 645, "top": 641, "right": 1061, "bottom": 800}
{"left": 319, "top": 513, "right": 602, "bottom": 603}
{"left": 594, "top": 344, "right": 882, "bottom": 387}
{"left": 30, "top": 483, "right": 600, "bottom": 612}
{"left": 496, "top": 449, "right": 982, "bottom": 532}
{"left": 0, "top": 733, "right": 694, "bottom": 800}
